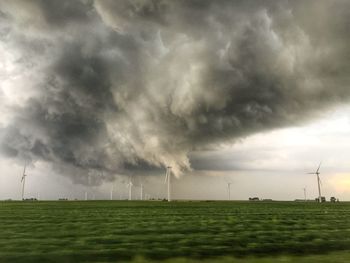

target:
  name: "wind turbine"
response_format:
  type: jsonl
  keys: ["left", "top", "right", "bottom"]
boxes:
{"left": 307, "top": 162, "right": 322, "bottom": 202}
{"left": 144, "top": 193, "right": 150, "bottom": 200}
{"left": 164, "top": 166, "right": 172, "bottom": 202}
{"left": 110, "top": 185, "right": 113, "bottom": 200}
{"left": 84, "top": 173, "right": 92, "bottom": 201}
{"left": 303, "top": 187, "right": 307, "bottom": 201}
{"left": 140, "top": 183, "right": 144, "bottom": 201}
{"left": 119, "top": 185, "right": 123, "bottom": 200}
{"left": 126, "top": 176, "right": 133, "bottom": 201}
{"left": 111, "top": 182, "right": 118, "bottom": 200}
{"left": 93, "top": 171, "right": 104, "bottom": 201}
{"left": 227, "top": 182, "right": 232, "bottom": 201}
{"left": 21, "top": 162, "right": 27, "bottom": 200}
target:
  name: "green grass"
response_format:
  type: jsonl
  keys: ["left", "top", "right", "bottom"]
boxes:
{"left": 1, "top": 201, "right": 350, "bottom": 262}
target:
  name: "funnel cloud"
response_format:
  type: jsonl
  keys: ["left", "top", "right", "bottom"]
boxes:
{"left": 0, "top": 0, "right": 349, "bottom": 183}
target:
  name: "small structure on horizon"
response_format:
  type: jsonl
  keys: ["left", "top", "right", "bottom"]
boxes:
{"left": 330, "top": 197, "right": 339, "bottom": 203}
{"left": 249, "top": 197, "right": 260, "bottom": 201}
{"left": 23, "top": 198, "right": 37, "bottom": 201}
{"left": 315, "top": 196, "right": 326, "bottom": 203}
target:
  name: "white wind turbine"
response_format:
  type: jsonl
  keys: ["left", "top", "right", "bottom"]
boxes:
{"left": 94, "top": 171, "right": 104, "bottom": 201}
{"left": 85, "top": 173, "right": 92, "bottom": 201}
{"left": 164, "top": 166, "right": 172, "bottom": 202}
{"left": 126, "top": 176, "right": 133, "bottom": 201}
{"left": 119, "top": 185, "right": 123, "bottom": 200}
{"left": 21, "top": 162, "right": 27, "bottom": 200}
{"left": 144, "top": 193, "right": 150, "bottom": 200}
{"left": 307, "top": 162, "right": 323, "bottom": 202}
{"left": 110, "top": 182, "right": 118, "bottom": 201}
{"left": 110, "top": 185, "right": 113, "bottom": 201}
{"left": 140, "top": 183, "right": 144, "bottom": 201}
{"left": 227, "top": 182, "right": 233, "bottom": 201}
{"left": 303, "top": 187, "right": 307, "bottom": 201}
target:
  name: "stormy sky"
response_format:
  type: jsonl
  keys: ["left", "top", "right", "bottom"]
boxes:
{"left": 1, "top": 0, "right": 350, "bottom": 200}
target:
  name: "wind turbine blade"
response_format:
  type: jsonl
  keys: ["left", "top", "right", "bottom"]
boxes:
{"left": 316, "top": 162, "right": 322, "bottom": 173}
{"left": 21, "top": 162, "right": 27, "bottom": 182}
{"left": 307, "top": 173, "right": 316, "bottom": 174}
{"left": 164, "top": 169, "right": 168, "bottom": 184}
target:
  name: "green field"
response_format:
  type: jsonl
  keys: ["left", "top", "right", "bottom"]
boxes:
{"left": 1, "top": 201, "right": 350, "bottom": 262}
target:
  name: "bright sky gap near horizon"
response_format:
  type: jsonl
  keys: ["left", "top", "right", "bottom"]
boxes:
{"left": 0, "top": 0, "right": 350, "bottom": 200}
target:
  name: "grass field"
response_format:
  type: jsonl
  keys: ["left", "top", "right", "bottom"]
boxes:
{"left": 1, "top": 201, "right": 350, "bottom": 262}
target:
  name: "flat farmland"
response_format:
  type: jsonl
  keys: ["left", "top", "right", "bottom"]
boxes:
{"left": 1, "top": 201, "right": 350, "bottom": 262}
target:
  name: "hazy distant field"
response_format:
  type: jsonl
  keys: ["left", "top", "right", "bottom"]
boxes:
{"left": 1, "top": 201, "right": 350, "bottom": 262}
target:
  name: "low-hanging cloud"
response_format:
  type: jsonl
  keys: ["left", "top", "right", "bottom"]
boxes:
{"left": 0, "top": 0, "right": 349, "bottom": 183}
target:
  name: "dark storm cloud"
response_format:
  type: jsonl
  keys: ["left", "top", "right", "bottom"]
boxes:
{"left": 1, "top": 0, "right": 350, "bottom": 182}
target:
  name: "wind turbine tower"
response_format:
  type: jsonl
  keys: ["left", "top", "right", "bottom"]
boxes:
{"left": 110, "top": 185, "right": 113, "bottom": 200}
{"left": 227, "top": 182, "right": 232, "bottom": 201}
{"left": 21, "top": 163, "right": 27, "bottom": 200}
{"left": 140, "top": 183, "right": 143, "bottom": 201}
{"left": 164, "top": 166, "right": 172, "bottom": 202}
{"left": 127, "top": 176, "right": 133, "bottom": 201}
{"left": 308, "top": 163, "right": 322, "bottom": 202}
{"left": 85, "top": 174, "right": 91, "bottom": 201}
{"left": 303, "top": 187, "right": 307, "bottom": 201}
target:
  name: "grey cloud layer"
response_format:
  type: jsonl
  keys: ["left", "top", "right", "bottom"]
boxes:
{"left": 0, "top": 0, "right": 349, "bottom": 181}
